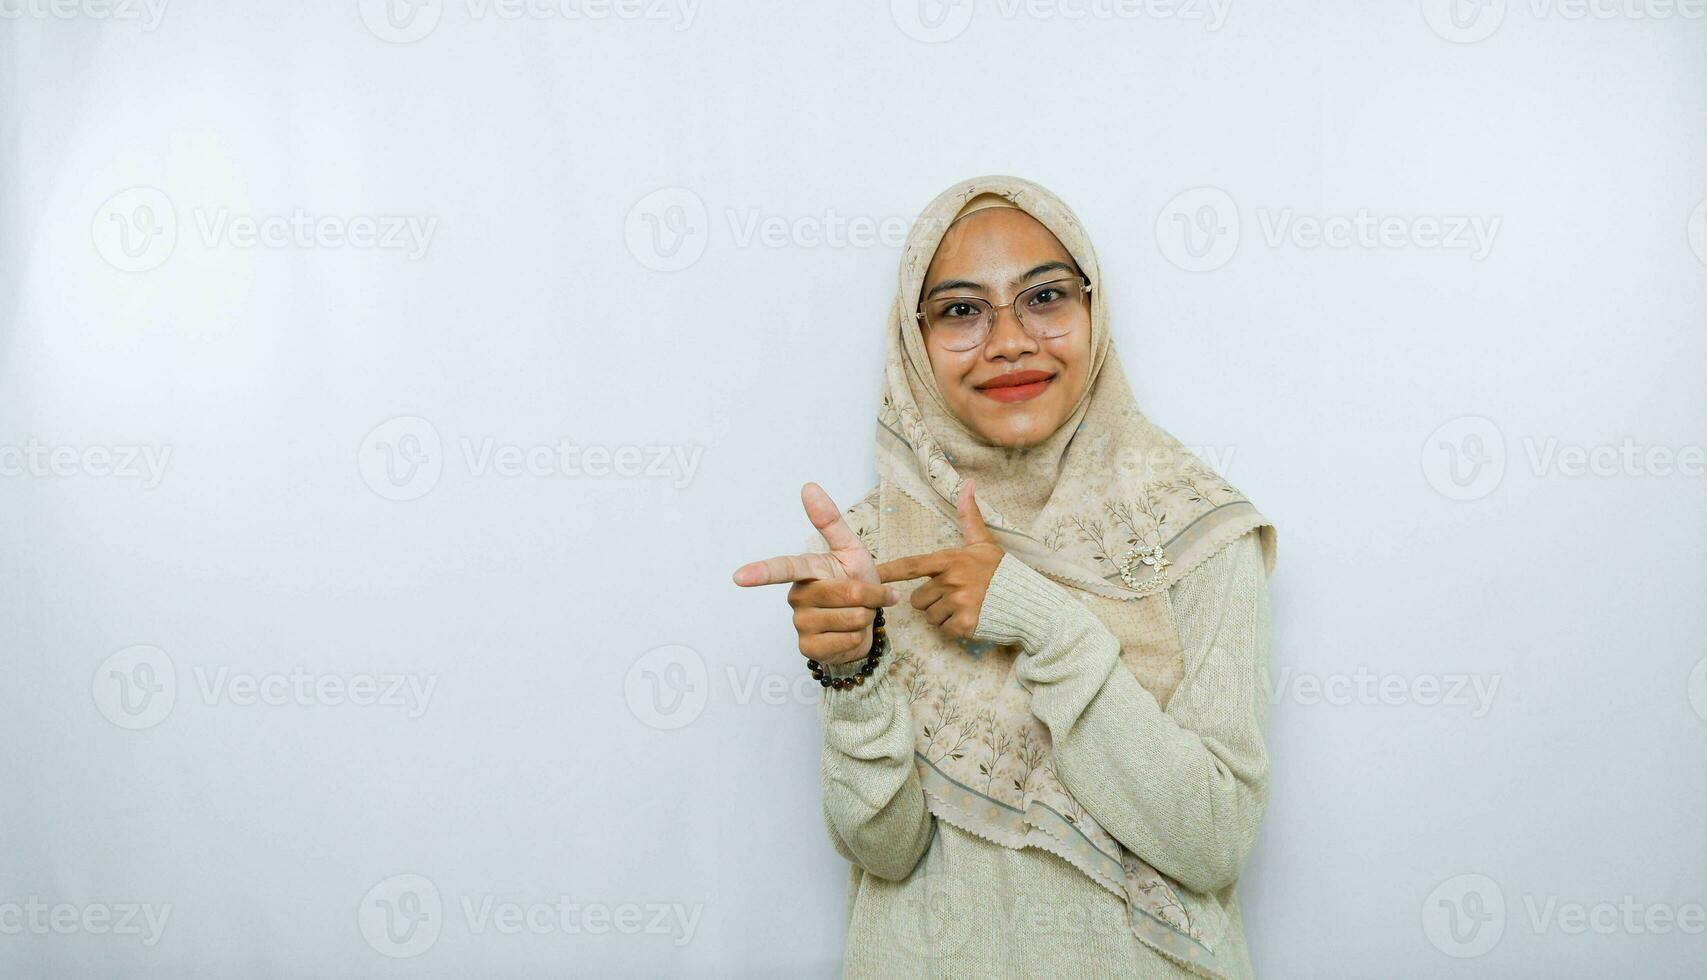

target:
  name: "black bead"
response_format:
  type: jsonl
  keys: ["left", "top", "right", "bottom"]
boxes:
{"left": 806, "top": 660, "right": 820, "bottom": 670}
{"left": 819, "top": 677, "right": 831, "bottom": 687}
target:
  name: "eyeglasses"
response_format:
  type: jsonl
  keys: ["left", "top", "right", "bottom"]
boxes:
{"left": 914, "top": 277, "right": 1092, "bottom": 352}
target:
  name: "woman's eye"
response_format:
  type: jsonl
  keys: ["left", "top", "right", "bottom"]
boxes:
{"left": 941, "top": 302, "right": 980, "bottom": 319}
{"left": 1027, "top": 288, "right": 1064, "bottom": 306}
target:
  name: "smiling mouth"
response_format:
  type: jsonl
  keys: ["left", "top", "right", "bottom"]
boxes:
{"left": 975, "top": 370, "right": 1056, "bottom": 403}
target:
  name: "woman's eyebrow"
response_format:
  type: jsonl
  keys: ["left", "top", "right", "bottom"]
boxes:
{"left": 1012, "top": 261, "right": 1078, "bottom": 285}
{"left": 924, "top": 278, "right": 984, "bottom": 299}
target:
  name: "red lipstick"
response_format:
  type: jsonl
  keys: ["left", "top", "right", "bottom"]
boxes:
{"left": 975, "top": 370, "right": 1055, "bottom": 403}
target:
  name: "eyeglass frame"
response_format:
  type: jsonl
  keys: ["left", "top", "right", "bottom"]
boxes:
{"left": 911, "top": 276, "right": 1094, "bottom": 350}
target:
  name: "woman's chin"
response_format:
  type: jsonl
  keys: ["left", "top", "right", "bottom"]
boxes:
{"left": 974, "top": 412, "right": 1065, "bottom": 450}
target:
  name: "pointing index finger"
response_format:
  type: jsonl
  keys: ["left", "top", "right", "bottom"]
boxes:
{"left": 731, "top": 551, "right": 839, "bottom": 587}
{"left": 877, "top": 551, "right": 951, "bottom": 584}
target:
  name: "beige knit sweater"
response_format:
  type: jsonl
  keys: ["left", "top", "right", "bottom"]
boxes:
{"left": 816, "top": 529, "right": 1272, "bottom": 979}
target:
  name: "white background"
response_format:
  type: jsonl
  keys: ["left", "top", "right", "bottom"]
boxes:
{"left": 3, "top": 1, "right": 1706, "bottom": 976}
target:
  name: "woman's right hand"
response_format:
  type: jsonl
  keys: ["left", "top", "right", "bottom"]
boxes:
{"left": 731, "top": 483, "right": 898, "bottom": 666}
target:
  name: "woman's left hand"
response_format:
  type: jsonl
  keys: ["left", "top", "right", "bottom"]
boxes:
{"left": 877, "top": 480, "right": 1004, "bottom": 639}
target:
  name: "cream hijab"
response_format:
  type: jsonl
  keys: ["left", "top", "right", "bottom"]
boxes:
{"left": 835, "top": 176, "right": 1274, "bottom": 978}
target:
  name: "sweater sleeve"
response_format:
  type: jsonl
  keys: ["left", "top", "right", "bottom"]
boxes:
{"left": 796, "top": 523, "right": 935, "bottom": 883}
{"left": 971, "top": 531, "right": 1272, "bottom": 894}
{"left": 817, "top": 651, "right": 935, "bottom": 881}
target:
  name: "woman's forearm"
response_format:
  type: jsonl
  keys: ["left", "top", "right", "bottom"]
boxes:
{"left": 972, "top": 533, "right": 1272, "bottom": 894}
{"left": 818, "top": 656, "right": 934, "bottom": 881}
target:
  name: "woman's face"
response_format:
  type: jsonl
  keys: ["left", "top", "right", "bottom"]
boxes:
{"left": 918, "top": 206, "right": 1093, "bottom": 449}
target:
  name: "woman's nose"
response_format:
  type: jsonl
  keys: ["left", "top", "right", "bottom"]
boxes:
{"left": 983, "top": 304, "right": 1037, "bottom": 359}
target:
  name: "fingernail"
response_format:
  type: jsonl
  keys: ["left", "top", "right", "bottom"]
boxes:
{"left": 885, "top": 588, "right": 900, "bottom": 605}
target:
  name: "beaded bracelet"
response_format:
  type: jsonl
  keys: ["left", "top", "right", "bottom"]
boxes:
{"left": 808, "top": 608, "right": 886, "bottom": 690}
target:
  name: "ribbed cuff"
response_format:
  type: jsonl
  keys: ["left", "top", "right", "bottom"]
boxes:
{"left": 818, "top": 634, "right": 894, "bottom": 713}
{"left": 972, "top": 553, "right": 1072, "bottom": 653}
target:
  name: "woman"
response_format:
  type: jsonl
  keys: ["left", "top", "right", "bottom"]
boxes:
{"left": 733, "top": 175, "right": 1276, "bottom": 978}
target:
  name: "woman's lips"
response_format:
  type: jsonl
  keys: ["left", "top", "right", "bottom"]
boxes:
{"left": 975, "top": 370, "right": 1055, "bottom": 403}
